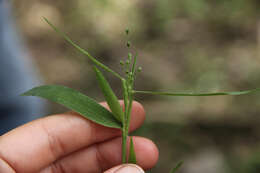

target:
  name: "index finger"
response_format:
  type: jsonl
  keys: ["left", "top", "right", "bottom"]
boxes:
{"left": 0, "top": 101, "right": 145, "bottom": 173}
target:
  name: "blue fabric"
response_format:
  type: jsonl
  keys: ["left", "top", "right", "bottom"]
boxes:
{"left": 0, "top": 1, "right": 46, "bottom": 135}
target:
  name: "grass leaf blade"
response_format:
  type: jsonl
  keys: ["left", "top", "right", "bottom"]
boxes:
{"left": 133, "top": 88, "right": 260, "bottom": 96}
{"left": 43, "top": 17, "right": 122, "bottom": 80}
{"left": 170, "top": 161, "right": 183, "bottom": 173}
{"left": 131, "top": 52, "right": 138, "bottom": 75}
{"left": 128, "top": 137, "right": 137, "bottom": 164}
{"left": 93, "top": 66, "right": 124, "bottom": 123}
{"left": 21, "top": 85, "right": 121, "bottom": 128}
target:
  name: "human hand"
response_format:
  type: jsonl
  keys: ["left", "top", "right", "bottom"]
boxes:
{"left": 0, "top": 101, "right": 158, "bottom": 173}
{"left": 104, "top": 164, "right": 145, "bottom": 173}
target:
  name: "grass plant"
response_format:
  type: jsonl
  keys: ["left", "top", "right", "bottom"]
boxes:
{"left": 22, "top": 18, "right": 260, "bottom": 172}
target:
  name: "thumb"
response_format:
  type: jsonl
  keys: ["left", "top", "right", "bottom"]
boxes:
{"left": 104, "top": 164, "right": 145, "bottom": 173}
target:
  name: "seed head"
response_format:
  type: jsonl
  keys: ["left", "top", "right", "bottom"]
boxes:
{"left": 137, "top": 67, "right": 142, "bottom": 72}
{"left": 128, "top": 53, "right": 132, "bottom": 61}
{"left": 120, "top": 60, "right": 124, "bottom": 66}
{"left": 127, "top": 41, "right": 131, "bottom": 48}
{"left": 125, "top": 28, "right": 129, "bottom": 35}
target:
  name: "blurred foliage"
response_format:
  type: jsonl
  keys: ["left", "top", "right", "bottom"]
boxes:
{"left": 12, "top": 0, "right": 260, "bottom": 172}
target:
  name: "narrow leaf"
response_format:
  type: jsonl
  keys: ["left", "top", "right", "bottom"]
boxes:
{"left": 131, "top": 52, "right": 138, "bottom": 82}
{"left": 93, "top": 66, "right": 124, "bottom": 123}
{"left": 22, "top": 85, "right": 121, "bottom": 128}
{"left": 128, "top": 137, "right": 137, "bottom": 164}
{"left": 43, "top": 17, "right": 122, "bottom": 80}
{"left": 131, "top": 52, "right": 138, "bottom": 74}
{"left": 170, "top": 161, "right": 183, "bottom": 173}
{"left": 133, "top": 88, "right": 260, "bottom": 96}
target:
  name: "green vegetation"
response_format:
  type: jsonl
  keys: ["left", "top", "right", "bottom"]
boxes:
{"left": 13, "top": 0, "right": 260, "bottom": 172}
{"left": 22, "top": 16, "right": 260, "bottom": 172}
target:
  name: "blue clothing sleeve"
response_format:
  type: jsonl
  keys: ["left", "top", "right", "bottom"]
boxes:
{"left": 0, "top": 1, "right": 46, "bottom": 134}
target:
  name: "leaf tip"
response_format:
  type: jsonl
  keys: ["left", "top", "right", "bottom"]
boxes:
{"left": 170, "top": 161, "right": 183, "bottom": 173}
{"left": 20, "top": 90, "right": 33, "bottom": 97}
{"left": 128, "top": 137, "right": 137, "bottom": 164}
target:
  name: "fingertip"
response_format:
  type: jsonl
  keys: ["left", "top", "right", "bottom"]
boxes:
{"left": 132, "top": 101, "right": 146, "bottom": 119}
{"left": 133, "top": 137, "right": 159, "bottom": 169}
{"left": 129, "top": 101, "right": 146, "bottom": 131}
{"left": 95, "top": 136, "right": 158, "bottom": 171}
{"left": 104, "top": 164, "right": 145, "bottom": 173}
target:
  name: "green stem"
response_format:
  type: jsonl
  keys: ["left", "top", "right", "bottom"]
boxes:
{"left": 122, "top": 125, "right": 127, "bottom": 163}
{"left": 122, "top": 80, "right": 129, "bottom": 110}
{"left": 121, "top": 79, "right": 134, "bottom": 163}
{"left": 121, "top": 38, "right": 137, "bottom": 164}
{"left": 122, "top": 79, "right": 128, "bottom": 163}
{"left": 126, "top": 87, "right": 133, "bottom": 135}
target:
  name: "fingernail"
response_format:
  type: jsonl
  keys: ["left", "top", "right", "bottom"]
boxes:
{"left": 115, "top": 164, "right": 145, "bottom": 173}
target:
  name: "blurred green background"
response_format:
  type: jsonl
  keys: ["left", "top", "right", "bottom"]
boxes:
{"left": 12, "top": 0, "right": 260, "bottom": 172}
